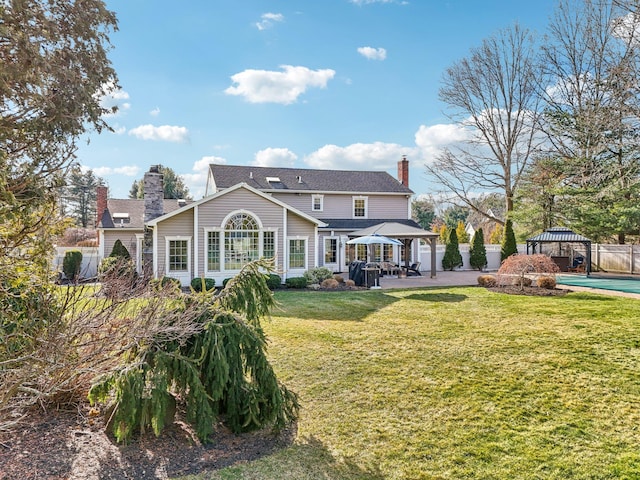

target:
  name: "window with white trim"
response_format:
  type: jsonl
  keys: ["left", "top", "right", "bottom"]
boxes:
{"left": 289, "top": 238, "right": 306, "bottom": 269}
{"left": 353, "top": 196, "right": 367, "bottom": 218}
{"left": 312, "top": 194, "right": 324, "bottom": 212}
{"left": 206, "top": 213, "right": 277, "bottom": 273}
{"left": 168, "top": 239, "right": 189, "bottom": 272}
{"left": 224, "top": 213, "right": 260, "bottom": 270}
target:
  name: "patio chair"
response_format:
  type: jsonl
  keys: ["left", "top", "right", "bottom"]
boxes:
{"left": 381, "top": 262, "right": 400, "bottom": 276}
{"left": 568, "top": 256, "right": 585, "bottom": 273}
{"left": 404, "top": 262, "right": 422, "bottom": 276}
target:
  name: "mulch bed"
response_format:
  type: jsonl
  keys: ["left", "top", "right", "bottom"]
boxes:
{"left": 0, "top": 405, "right": 295, "bottom": 480}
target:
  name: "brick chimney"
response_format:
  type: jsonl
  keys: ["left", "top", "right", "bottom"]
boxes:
{"left": 143, "top": 166, "right": 164, "bottom": 277}
{"left": 397, "top": 155, "right": 409, "bottom": 187}
{"left": 96, "top": 185, "right": 108, "bottom": 227}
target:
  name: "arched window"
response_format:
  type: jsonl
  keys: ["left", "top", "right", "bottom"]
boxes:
{"left": 224, "top": 213, "right": 260, "bottom": 270}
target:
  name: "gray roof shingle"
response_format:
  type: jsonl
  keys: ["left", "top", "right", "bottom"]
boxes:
{"left": 210, "top": 164, "right": 413, "bottom": 194}
{"left": 100, "top": 199, "right": 189, "bottom": 229}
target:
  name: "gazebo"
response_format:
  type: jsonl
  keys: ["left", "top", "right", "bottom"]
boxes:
{"left": 526, "top": 227, "right": 592, "bottom": 275}
{"left": 349, "top": 222, "right": 439, "bottom": 278}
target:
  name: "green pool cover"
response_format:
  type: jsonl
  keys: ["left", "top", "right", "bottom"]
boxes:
{"left": 556, "top": 275, "right": 640, "bottom": 294}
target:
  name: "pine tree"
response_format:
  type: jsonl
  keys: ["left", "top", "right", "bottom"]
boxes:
{"left": 501, "top": 219, "right": 518, "bottom": 261}
{"left": 469, "top": 228, "right": 487, "bottom": 271}
{"left": 442, "top": 229, "right": 463, "bottom": 271}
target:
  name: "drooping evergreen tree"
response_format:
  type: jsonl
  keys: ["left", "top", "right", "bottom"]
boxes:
{"left": 89, "top": 259, "right": 299, "bottom": 443}
{"left": 500, "top": 219, "right": 518, "bottom": 261}
{"left": 442, "top": 229, "right": 463, "bottom": 271}
{"left": 469, "top": 228, "right": 487, "bottom": 271}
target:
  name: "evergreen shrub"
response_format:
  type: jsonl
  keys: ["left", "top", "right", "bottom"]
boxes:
{"left": 442, "top": 229, "right": 463, "bottom": 271}
{"left": 469, "top": 228, "right": 488, "bottom": 271}
{"left": 190, "top": 277, "right": 216, "bottom": 292}
{"left": 62, "top": 250, "right": 82, "bottom": 281}
{"left": 500, "top": 219, "right": 518, "bottom": 261}
{"left": 286, "top": 277, "right": 308, "bottom": 289}
{"left": 109, "top": 239, "right": 131, "bottom": 260}
{"left": 265, "top": 274, "right": 282, "bottom": 290}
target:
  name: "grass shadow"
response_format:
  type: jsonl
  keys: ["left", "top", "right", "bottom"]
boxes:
{"left": 562, "top": 291, "right": 623, "bottom": 302}
{"left": 272, "top": 290, "right": 401, "bottom": 322}
{"left": 404, "top": 292, "right": 468, "bottom": 303}
{"left": 181, "top": 434, "right": 384, "bottom": 479}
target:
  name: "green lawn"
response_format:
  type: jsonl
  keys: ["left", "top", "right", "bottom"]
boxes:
{"left": 181, "top": 287, "right": 640, "bottom": 480}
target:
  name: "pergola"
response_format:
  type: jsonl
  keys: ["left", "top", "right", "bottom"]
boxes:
{"left": 526, "top": 227, "right": 592, "bottom": 275}
{"left": 349, "top": 222, "right": 439, "bottom": 278}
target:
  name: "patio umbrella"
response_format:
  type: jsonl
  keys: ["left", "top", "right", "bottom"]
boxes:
{"left": 346, "top": 233, "right": 403, "bottom": 246}
{"left": 346, "top": 234, "right": 403, "bottom": 264}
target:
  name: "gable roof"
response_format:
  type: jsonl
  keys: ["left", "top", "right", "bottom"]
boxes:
{"left": 99, "top": 199, "right": 189, "bottom": 229}
{"left": 209, "top": 164, "right": 413, "bottom": 194}
{"left": 147, "top": 182, "right": 327, "bottom": 227}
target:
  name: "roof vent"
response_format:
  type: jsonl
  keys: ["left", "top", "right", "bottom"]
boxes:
{"left": 266, "top": 176, "right": 281, "bottom": 183}
{"left": 249, "top": 171, "right": 253, "bottom": 179}
{"left": 297, "top": 175, "right": 303, "bottom": 183}
{"left": 177, "top": 199, "right": 187, "bottom": 207}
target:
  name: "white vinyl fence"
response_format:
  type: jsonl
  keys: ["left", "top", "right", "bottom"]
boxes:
{"left": 591, "top": 244, "right": 640, "bottom": 274}
{"left": 53, "top": 247, "right": 100, "bottom": 280}
{"left": 418, "top": 244, "right": 526, "bottom": 272}
{"left": 419, "top": 243, "right": 640, "bottom": 275}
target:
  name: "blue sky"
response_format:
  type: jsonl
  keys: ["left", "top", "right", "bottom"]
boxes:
{"left": 79, "top": 0, "right": 558, "bottom": 199}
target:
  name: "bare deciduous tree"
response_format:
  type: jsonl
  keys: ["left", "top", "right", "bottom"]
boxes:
{"left": 426, "top": 24, "right": 543, "bottom": 225}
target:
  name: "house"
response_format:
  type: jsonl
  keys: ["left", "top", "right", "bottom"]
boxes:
{"left": 97, "top": 158, "right": 427, "bottom": 285}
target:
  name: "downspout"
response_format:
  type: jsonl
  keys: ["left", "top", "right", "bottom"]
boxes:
{"left": 194, "top": 205, "right": 199, "bottom": 279}
{"left": 282, "top": 207, "right": 288, "bottom": 280}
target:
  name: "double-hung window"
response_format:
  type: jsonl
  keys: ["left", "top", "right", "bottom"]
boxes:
{"left": 289, "top": 238, "right": 306, "bottom": 269}
{"left": 353, "top": 196, "right": 367, "bottom": 218}
{"left": 312, "top": 195, "right": 324, "bottom": 212}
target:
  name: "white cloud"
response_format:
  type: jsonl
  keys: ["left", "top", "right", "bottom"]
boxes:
{"left": 304, "top": 142, "right": 412, "bottom": 170}
{"left": 225, "top": 65, "right": 336, "bottom": 104}
{"left": 128, "top": 124, "right": 189, "bottom": 142}
{"left": 92, "top": 165, "right": 140, "bottom": 177}
{"left": 255, "top": 12, "right": 284, "bottom": 30}
{"left": 414, "top": 123, "right": 471, "bottom": 160}
{"left": 111, "top": 124, "right": 126, "bottom": 135}
{"left": 97, "top": 81, "right": 131, "bottom": 116}
{"left": 181, "top": 156, "right": 227, "bottom": 199}
{"left": 150, "top": 107, "right": 160, "bottom": 117}
{"left": 357, "top": 46, "right": 387, "bottom": 60}
{"left": 252, "top": 147, "right": 298, "bottom": 167}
